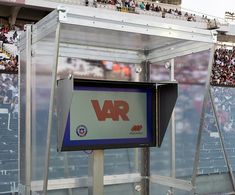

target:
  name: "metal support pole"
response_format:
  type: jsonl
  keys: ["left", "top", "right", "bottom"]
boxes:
{"left": 42, "top": 22, "right": 61, "bottom": 195}
{"left": 191, "top": 46, "right": 215, "bottom": 190}
{"left": 25, "top": 24, "right": 32, "bottom": 195}
{"left": 170, "top": 59, "right": 175, "bottom": 194}
{"left": 140, "top": 61, "right": 150, "bottom": 195}
{"left": 64, "top": 153, "right": 73, "bottom": 195}
{"left": 140, "top": 148, "right": 150, "bottom": 195}
{"left": 209, "top": 88, "right": 235, "bottom": 190}
{"left": 88, "top": 150, "right": 104, "bottom": 195}
{"left": 134, "top": 64, "right": 141, "bottom": 173}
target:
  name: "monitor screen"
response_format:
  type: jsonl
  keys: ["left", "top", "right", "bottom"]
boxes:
{"left": 60, "top": 79, "right": 156, "bottom": 151}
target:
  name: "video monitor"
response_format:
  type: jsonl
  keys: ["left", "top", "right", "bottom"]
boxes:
{"left": 59, "top": 79, "right": 157, "bottom": 151}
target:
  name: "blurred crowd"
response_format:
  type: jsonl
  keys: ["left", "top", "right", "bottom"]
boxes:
{"left": 211, "top": 47, "right": 235, "bottom": 86}
{"left": 0, "top": 25, "right": 19, "bottom": 73}
{"left": 0, "top": 74, "right": 18, "bottom": 117}
{"left": 85, "top": 0, "right": 218, "bottom": 25}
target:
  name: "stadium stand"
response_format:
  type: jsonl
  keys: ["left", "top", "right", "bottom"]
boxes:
{"left": 0, "top": 25, "right": 19, "bottom": 73}
{"left": 211, "top": 45, "right": 235, "bottom": 87}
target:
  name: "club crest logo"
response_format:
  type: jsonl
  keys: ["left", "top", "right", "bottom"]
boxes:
{"left": 76, "top": 125, "right": 88, "bottom": 137}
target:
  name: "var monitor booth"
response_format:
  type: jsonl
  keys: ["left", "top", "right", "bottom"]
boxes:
{"left": 57, "top": 78, "right": 177, "bottom": 194}
{"left": 57, "top": 78, "right": 177, "bottom": 151}
{"left": 19, "top": 6, "right": 215, "bottom": 195}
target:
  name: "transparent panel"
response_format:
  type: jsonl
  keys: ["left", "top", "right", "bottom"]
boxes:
{"left": 195, "top": 86, "right": 234, "bottom": 194}
{"left": 175, "top": 50, "right": 210, "bottom": 179}
{"left": 150, "top": 183, "right": 170, "bottom": 195}
{"left": 31, "top": 29, "right": 56, "bottom": 192}
{"left": 198, "top": 96, "right": 227, "bottom": 175}
{"left": 104, "top": 148, "right": 138, "bottom": 175}
{"left": 175, "top": 84, "right": 205, "bottom": 179}
{"left": 212, "top": 87, "right": 235, "bottom": 171}
{"left": 150, "top": 128, "right": 171, "bottom": 176}
{"left": 150, "top": 63, "right": 170, "bottom": 81}
{"left": 105, "top": 183, "right": 141, "bottom": 195}
{"left": 196, "top": 173, "right": 234, "bottom": 194}
{"left": 174, "top": 189, "right": 189, "bottom": 195}
{"left": 47, "top": 187, "right": 88, "bottom": 195}
{"left": 57, "top": 56, "right": 141, "bottom": 178}
{"left": 174, "top": 51, "right": 210, "bottom": 85}
{"left": 0, "top": 73, "right": 18, "bottom": 193}
{"left": 150, "top": 62, "right": 171, "bottom": 176}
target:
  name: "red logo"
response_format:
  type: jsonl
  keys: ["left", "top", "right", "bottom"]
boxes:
{"left": 131, "top": 125, "right": 143, "bottom": 132}
{"left": 91, "top": 100, "right": 129, "bottom": 121}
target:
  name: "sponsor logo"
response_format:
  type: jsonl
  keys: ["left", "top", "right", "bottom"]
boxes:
{"left": 76, "top": 125, "right": 88, "bottom": 137}
{"left": 130, "top": 124, "right": 143, "bottom": 134}
{"left": 91, "top": 100, "right": 129, "bottom": 121}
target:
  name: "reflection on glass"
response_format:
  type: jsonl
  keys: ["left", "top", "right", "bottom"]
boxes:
{"left": 57, "top": 57, "right": 134, "bottom": 81}
{"left": 0, "top": 73, "right": 18, "bottom": 193}
{"left": 174, "top": 50, "right": 209, "bottom": 84}
{"left": 46, "top": 57, "right": 140, "bottom": 180}
{"left": 211, "top": 87, "right": 235, "bottom": 172}
{"left": 175, "top": 85, "right": 205, "bottom": 178}
{"left": 198, "top": 95, "right": 227, "bottom": 175}
{"left": 150, "top": 127, "right": 171, "bottom": 176}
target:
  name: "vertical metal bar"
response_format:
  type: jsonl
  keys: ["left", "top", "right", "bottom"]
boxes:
{"left": 42, "top": 22, "right": 61, "bottom": 195}
{"left": 170, "top": 59, "right": 175, "bottom": 194}
{"left": 140, "top": 148, "right": 150, "bottom": 195}
{"left": 64, "top": 153, "right": 73, "bottom": 195}
{"left": 209, "top": 88, "right": 235, "bottom": 190}
{"left": 88, "top": 150, "right": 104, "bottom": 195}
{"left": 134, "top": 64, "right": 141, "bottom": 173}
{"left": 191, "top": 46, "right": 215, "bottom": 187}
{"left": 140, "top": 61, "right": 150, "bottom": 195}
{"left": 25, "top": 24, "right": 32, "bottom": 195}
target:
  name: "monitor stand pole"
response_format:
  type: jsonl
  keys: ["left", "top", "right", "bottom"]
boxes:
{"left": 88, "top": 150, "right": 104, "bottom": 195}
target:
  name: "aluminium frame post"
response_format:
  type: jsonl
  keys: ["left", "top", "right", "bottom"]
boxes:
{"left": 42, "top": 21, "right": 61, "bottom": 195}
{"left": 191, "top": 45, "right": 215, "bottom": 193}
{"left": 25, "top": 24, "right": 32, "bottom": 195}
{"left": 140, "top": 60, "right": 150, "bottom": 195}
{"left": 170, "top": 58, "right": 176, "bottom": 195}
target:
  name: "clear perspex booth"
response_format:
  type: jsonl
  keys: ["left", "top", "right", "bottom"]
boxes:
{"left": 19, "top": 6, "right": 223, "bottom": 195}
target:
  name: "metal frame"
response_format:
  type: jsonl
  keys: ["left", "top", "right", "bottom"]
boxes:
{"left": 25, "top": 24, "right": 33, "bottom": 195}
{"left": 19, "top": 6, "right": 217, "bottom": 195}
{"left": 170, "top": 58, "right": 176, "bottom": 194}
{"left": 18, "top": 24, "right": 33, "bottom": 195}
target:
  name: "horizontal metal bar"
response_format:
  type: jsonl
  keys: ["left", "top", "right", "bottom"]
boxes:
{"left": 150, "top": 175, "right": 193, "bottom": 191}
{"left": 31, "top": 173, "right": 141, "bottom": 191}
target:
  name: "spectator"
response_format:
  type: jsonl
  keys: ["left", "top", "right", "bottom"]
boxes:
{"left": 145, "top": 2, "right": 150, "bottom": 11}
{"left": 10, "top": 95, "right": 18, "bottom": 119}
{"left": 139, "top": 2, "right": 145, "bottom": 10}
